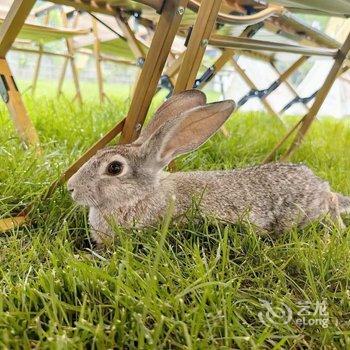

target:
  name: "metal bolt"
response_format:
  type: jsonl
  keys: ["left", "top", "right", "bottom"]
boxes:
{"left": 201, "top": 39, "right": 209, "bottom": 47}
{"left": 177, "top": 7, "right": 184, "bottom": 15}
{"left": 136, "top": 57, "right": 145, "bottom": 67}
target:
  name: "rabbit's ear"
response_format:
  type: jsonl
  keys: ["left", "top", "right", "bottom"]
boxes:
{"left": 142, "top": 100, "right": 235, "bottom": 168}
{"left": 134, "top": 89, "right": 206, "bottom": 144}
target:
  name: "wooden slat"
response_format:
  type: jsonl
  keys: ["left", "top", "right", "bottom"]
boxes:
{"left": 0, "top": 58, "right": 40, "bottom": 147}
{"left": 31, "top": 44, "right": 43, "bottom": 95}
{"left": 12, "top": 46, "right": 71, "bottom": 58}
{"left": 0, "top": 0, "right": 36, "bottom": 57}
{"left": 115, "top": 13, "right": 147, "bottom": 59}
{"left": 92, "top": 18, "right": 105, "bottom": 103}
{"left": 120, "top": 0, "right": 190, "bottom": 143}
{"left": 61, "top": 10, "right": 82, "bottom": 104}
{"left": 32, "top": 12, "right": 50, "bottom": 96}
{"left": 209, "top": 35, "right": 338, "bottom": 57}
{"left": 0, "top": 216, "right": 27, "bottom": 233}
{"left": 49, "top": 0, "right": 116, "bottom": 15}
{"left": 174, "top": 0, "right": 222, "bottom": 92}
{"left": 188, "top": 1, "right": 284, "bottom": 25}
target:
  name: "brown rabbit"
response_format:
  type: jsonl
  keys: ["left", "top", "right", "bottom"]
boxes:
{"left": 67, "top": 90, "right": 350, "bottom": 243}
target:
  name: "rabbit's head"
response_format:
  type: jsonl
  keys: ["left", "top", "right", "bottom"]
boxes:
{"left": 67, "top": 90, "right": 235, "bottom": 208}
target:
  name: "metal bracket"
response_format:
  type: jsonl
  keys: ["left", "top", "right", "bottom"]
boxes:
{"left": 0, "top": 74, "right": 9, "bottom": 103}
{"left": 130, "top": 10, "right": 142, "bottom": 18}
{"left": 238, "top": 79, "right": 280, "bottom": 107}
{"left": 136, "top": 57, "right": 145, "bottom": 67}
{"left": 159, "top": 74, "right": 174, "bottom": 97}
{"left": 246, "top": 21, "right": 264, "bottom": 38}
{"left": 244, "top": 5, "right": 257, "bottom": 15}
{"left": 193, "top": 66, "right": 215, "bottom": 88}
{"left": 280, "top": 90, "right": 318, "bottom": 113}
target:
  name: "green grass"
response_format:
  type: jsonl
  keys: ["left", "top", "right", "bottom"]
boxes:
{"left": 1, "top": 84, "right": 350, "bottom": 349}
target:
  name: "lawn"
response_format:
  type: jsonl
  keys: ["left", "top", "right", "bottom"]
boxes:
{"left": 1, "top": 83, "right": 350, "bottom": 349}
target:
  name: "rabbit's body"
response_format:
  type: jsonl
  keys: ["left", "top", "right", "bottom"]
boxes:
{"left": 68, "top": 90, "right": 350, "bottom": 244}
{"left": 87, "top": 163, "right": 349, "bottom": 242}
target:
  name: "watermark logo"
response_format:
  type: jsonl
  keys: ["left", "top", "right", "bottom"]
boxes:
{"left": 258, "top": 299, "right": 330, "bottom": 328}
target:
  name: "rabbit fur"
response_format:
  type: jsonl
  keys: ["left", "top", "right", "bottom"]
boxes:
{"left": 67, "top": 90, "right": 350, "bottom": 244}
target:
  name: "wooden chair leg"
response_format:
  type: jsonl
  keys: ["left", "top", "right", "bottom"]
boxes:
{"left": 166, "top": 0, "right": 222, "bottom": 171}
{"left": 0, "top": 0, "right": 36, "bottom": 57}
{"left": 0, "top": 0, "right": 38, "bottom": 148}
{"left": 165, "top": 51, "right": 185, "bottom": 86}
{"left": 61, "top": 10, "right": 82, "bottom": 105}
{"left": 31, "top": 45, "right": 43, "bottom": 95}
{"left": 92, "top": 18, "right": 105, "bottom": 104}
{"left": 57, "top": 57, "right": 69, "bottom": 97}
{"left": 68, "top": 47, "right": 82, "bottom": 105}
{"left": 120, "top": 0, "right": 189, "bottom": 143}
{"left": 174, "top": 0, "right": 222, "bottom": 93}
{"left": 115, "top": 12, "right": 146, "bottom": 60}
{"left": 32, "top": 11, "right": 49, "bottom": 96}
{"left": 0, "top": 216, "right": 27, "bottom": 233}
{"left": 115, "top": 13, "right": 147, "bottom": 98}
{"left": 0, "top": 58, "right": 39, "bottom": 148}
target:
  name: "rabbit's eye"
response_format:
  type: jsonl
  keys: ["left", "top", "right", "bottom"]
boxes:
{"left": 107, "top": 161, "right": 123, "bottom": 175}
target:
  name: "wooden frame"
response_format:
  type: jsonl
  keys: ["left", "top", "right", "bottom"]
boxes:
{"left": 92, "top": 17, "right": 105, "bottom": 103}
{"left": 264, "top": 33, "right": 350, "bottom": 162}
{"left": 2, "top": 0, "right": 350, "bottom": 234}
{"left": 0, "top": 0, "right": 189, "bottom": 232}
{"left": 174, "top": 0, "right": 222, "bottom": 93}
{"left": 120, "top": 0, "right": 190, "bottom": 143}
{"left": 209, "top": 35, "right": 338, "bottom": 57}
{"left": 231, "top": 55, "right": 309, "bottom": 122}
{"left": 57, "top": 9, "right": 82, "bottom": 104}
{"left": 31, "top": 11, "right": 49, "bottom": 95}
{"left": 31, "top": 43, "right": 43, "bottom": 95}
{"left": 0, "top": 0, "right": 39, "bottom": 148}
{"left": 115, "top": 11, "right": 147, "bottom": 98}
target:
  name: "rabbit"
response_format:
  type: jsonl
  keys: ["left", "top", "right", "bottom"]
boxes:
{"left": 67, "top": 89, "right": 350, "bottom": 244}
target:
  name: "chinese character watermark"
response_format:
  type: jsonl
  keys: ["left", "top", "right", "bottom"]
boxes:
{"left": 258, "top": 299, "right": 330, "bottom": 328}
